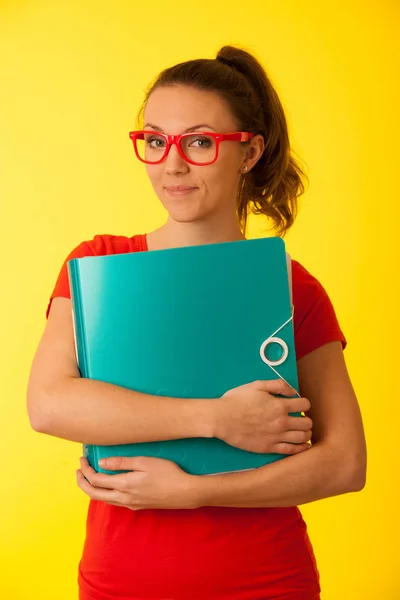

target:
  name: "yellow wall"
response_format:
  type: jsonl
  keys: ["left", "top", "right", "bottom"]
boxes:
{"left": 1, "top": 1, "right": 398, "bottom": 598}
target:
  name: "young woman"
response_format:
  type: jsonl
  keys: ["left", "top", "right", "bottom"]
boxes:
{"left": 27, "top": 46, "right": 366, "bottom": 600}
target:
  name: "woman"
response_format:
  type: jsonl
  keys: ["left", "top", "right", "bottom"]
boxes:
{"left": 27, "top": 46, "right": 366, "bottom": 600}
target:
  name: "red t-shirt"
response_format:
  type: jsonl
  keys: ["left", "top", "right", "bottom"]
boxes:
{"left": 46, "top": 234, "right": 346, "bottom": 600}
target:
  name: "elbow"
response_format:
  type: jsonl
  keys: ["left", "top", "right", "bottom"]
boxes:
{"left": 27, "top": 387, "right": 56, "bottom": 434}
{"left": 27, "top": 404, "right": 51, "bottom": 434}
{"left": 28, "top": 412, "right": 51, "bottom": 434}
{"left": 339, "top": 448, "right": 367, "bottom": 494}
{"left": 321, "top": 441, "right": 367, "bottom": 496}
{"left": 347, "top": 460, "right": 367, "bottom": 492}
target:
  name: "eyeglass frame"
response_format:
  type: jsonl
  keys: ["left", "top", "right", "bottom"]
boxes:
{"left": 128, "top": 130, "right": 255, "bottom": 166}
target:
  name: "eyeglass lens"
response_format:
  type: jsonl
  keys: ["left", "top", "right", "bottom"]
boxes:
{"left": 136, "top": 133, "right": 217, "bottom": 164}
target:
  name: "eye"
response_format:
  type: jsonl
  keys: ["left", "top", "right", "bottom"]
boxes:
{"left": 145, "top": 135, "right": 166, "bottom": 149}
{"left": 189, "top": 135, "right": 214, "bottom": 149}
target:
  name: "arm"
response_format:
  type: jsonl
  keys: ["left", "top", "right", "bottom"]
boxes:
{"left": 191, "top": 341, "right": 367, "bottom": 507}
{"left": 27, "top": 297, "right": 213, "bottom": 444}
{"left": 27, "top": 297, "right": 311, "bottom": 453}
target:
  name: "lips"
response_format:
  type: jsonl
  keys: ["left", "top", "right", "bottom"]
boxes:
{"left": 165, "top": 186, "right": 198, "bottom": 196}
{"left": 165, "top": 186, "right": 197, "bottom": 191}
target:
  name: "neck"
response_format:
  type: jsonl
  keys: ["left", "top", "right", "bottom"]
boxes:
{"left": 147, "top": 215, "right": 246, "bottom": 251}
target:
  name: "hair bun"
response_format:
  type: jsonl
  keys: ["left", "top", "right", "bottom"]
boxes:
{"left": 216, "top": 55, "right": 236, "bottom": 69}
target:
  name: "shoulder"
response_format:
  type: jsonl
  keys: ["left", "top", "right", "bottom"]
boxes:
{"left": 45, "top": 234, "right": 147, "bottom": 318}
{"left": 290, "top": 258, "right": 347, "bottom": 359}
{"left": 291, "top": 258, "right": 328, "bottom": 304}
{"left": 292, "top": 260, "right": 329, "bottom": 325}
{"left": 67, "top": 233, "right": 147, "bottom": 259}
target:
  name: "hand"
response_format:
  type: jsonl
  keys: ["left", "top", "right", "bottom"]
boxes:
{"left": 213, "top": 379, "right": 312, "bottom": 455}
{"left": 76, "top": 456, "right": 200, "bottom": 511}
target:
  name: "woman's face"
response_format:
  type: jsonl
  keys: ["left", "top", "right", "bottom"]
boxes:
{"left": 142, "top": 85, "right": 259, "bottom": 226}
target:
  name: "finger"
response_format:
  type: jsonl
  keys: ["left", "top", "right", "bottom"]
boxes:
{"left": 99, "top": 456, "right": 171, "bottom": 472}
{"left": 286, "top": 415, "right": 313, "bottom": 431}
{"left": 280, "top": 430, "right": 312, "bottom": 444}
{"left": 80, "top": 457, "right": 141, "bottom": 491}
{"left": 76, "top": 470, "right": 123, "bottom": 502}
{"left": 80, "top": 457, "right": 99, "bottom": 480}
{"left": 99, "top": 456, "right": 148, "bottom": 472}
{"left": 273, "top": 442, "right": 311, "bottom": 455}
{"left": 253, "top": 379, "right": 298, "bottom": 397}
{"left": 284, "top": 396, "right": 311, "bottom": 414}
{"left": 79, "top": 457, "right": 116, "bottom": 489}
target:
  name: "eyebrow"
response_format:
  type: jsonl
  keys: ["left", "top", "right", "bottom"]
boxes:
{"left": 143, "top": 123, "right": 217, "bottom": 133}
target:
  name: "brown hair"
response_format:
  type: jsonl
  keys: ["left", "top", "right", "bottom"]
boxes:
{"left": 138, "top": 45, "right": 307, "bottom": 237}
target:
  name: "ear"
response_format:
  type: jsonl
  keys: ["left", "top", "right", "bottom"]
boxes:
{"left": 242, "top": 134, "right": 265, "bottom": 173}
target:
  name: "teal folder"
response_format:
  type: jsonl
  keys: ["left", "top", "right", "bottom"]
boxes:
{"left": 67, "top": 237, "right": 299, "bottom": 476}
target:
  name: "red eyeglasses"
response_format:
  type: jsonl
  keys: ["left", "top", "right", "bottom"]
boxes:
{"left": 129, "top": 130, "right": 255, "bottom": 166}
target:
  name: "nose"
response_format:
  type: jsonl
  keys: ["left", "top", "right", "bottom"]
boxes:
{"left": 164, "top": 142, "right": 189, "bottom": 176}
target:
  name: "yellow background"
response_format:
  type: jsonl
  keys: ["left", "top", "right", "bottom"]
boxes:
{"left": 1, "top": 1, "right": 399, "bottom": 598}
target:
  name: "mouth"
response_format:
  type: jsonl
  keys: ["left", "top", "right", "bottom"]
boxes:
{"left": 164, "top": 186, "right": 198, "bottom": 197}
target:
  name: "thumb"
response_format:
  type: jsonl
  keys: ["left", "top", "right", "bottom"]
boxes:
{"left": 99, "top": 456, "right": 146, "bottom": 471}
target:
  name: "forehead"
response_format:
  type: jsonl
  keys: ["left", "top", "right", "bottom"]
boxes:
{"left": 144, "top": 85, "right": 238, "bottom": 133}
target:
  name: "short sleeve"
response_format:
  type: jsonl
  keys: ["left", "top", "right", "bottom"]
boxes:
{"left": 45, "top": 233, "right": 146, "bottom": 319}
{"left": 292, "top": 261, "right": 347, "bottom": 360}
{"left": 45, "top": 241, "right": 94, "bottom": 319}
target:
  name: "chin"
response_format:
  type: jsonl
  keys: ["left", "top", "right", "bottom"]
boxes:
{"left": 162, "top": 201, "right": 207, "bottom": 224}
{"left": 169, "top": 211, "right": 206, "bottom": 224}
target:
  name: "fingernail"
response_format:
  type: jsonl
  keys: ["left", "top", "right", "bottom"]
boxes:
{"left": 99, "top": 459, "right": 108, "bottom": 467}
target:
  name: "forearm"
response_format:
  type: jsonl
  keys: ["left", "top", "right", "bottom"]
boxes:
{"left": 34, "top": 377, "right": 214, "bottom": 445}
{"left": 194, "top": 442, "right": 365, "bottom": 508}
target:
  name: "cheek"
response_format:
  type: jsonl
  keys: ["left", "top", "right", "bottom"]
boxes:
{"left": 203, "top": 160, "right": 241, "bottom": 194}
{"left": 213, "top": 147, "right": 242, "bottom": 180}
{"left": 145, "top": 165, "right": 162, "bottom": 188}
